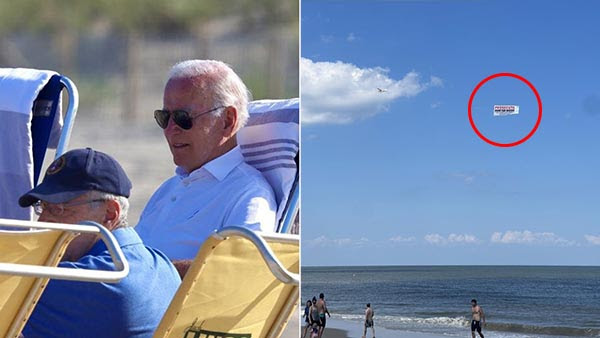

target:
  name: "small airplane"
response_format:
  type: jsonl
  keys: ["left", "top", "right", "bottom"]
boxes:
{"left": 377, "top": 87, "right": 387, "bottom": 93}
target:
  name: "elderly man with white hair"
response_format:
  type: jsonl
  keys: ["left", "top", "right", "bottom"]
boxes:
{"left": 137, "top": 60, "right": 277, "bottom": 276}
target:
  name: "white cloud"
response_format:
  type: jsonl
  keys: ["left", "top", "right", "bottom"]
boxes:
{"left": 389, "top": 235, "right": 416, "bottom": 243}
{"left": 424, "top": 234, "right": 444, "bottom": 244}
{"left": 347, "top": 33, "right": 356, "bottom": 42}
{"left": 491, "top": 230, "right": 575, "bottom": 246}
{"left": 307, "top": 236, "right": 369, "bottom": 248}
{"left": 585, "top": 235, "right": 600, "bottom": 245}
{"left": 429, "top": 76, "right": 443, "bottom": 87}
{"left": 430, "top": 101, "right": 442, "bottom": 109}
{"left": 320, "top": 35, "right": 334, "bottom": 43}
{"left": 424, "top": 233, "right": 479, "bottom": 245}
{"left": 301, "top": 57, "right": 442, "bottom": 124}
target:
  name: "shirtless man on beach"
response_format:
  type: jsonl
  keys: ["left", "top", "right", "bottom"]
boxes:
{"left": 362, "top": 303, "right": 375, "bottom": 338}
{"left": 316, "top": 293, "right": 331, "bottom": 338}
{"left": 471, "top": 299, "right": 485, "bottom": 338}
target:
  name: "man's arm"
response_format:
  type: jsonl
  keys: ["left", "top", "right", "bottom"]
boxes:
{"left": 481, "top": 307, "right": 485, "bottom": 325}
{"left": 325, "top": 301, "right": 331, "bottom": 317}
{"left": 172, "top": 259, "right": 193, "bottom": 278}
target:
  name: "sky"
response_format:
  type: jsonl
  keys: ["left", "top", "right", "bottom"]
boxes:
{"left": 301, "top": 0, "right": 600, "bottom": 266}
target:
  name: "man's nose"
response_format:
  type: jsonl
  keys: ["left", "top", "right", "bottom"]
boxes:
{"left": 164, "top": 115, "right": 182, "bottom": 135}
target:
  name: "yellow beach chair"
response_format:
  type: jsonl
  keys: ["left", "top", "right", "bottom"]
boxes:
{"left": 0, "top": 218, "right": 129, "bottom": 338}
{"left": 155, "top": 226, "right": 299, "bottom": 338}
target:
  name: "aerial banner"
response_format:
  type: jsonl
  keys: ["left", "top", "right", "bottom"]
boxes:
{"left": 494, "top": 105, "right": 520, "bottom": 116}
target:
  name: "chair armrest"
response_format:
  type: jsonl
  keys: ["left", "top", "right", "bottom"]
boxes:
{"left": 0, "top": 218, "right": 129, "bottom": 283}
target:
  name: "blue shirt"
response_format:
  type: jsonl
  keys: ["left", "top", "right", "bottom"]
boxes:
{"left": 23, "top": 227, "right": 181, "bottom": 338}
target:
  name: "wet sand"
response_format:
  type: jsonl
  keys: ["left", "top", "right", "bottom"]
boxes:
{"left": 319, "top": 328, "right": 351, "bottom": 338}
{"left": 323, "top": 318, "right": 450, "bottom": 338}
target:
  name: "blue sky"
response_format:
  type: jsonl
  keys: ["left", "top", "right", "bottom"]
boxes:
{"left": 301, "top": 0, "right": 600, "bottom": 266}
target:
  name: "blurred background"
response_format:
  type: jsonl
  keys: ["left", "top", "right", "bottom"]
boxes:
{"left": 0, "top": 0, "right": 298, "bottom": 225}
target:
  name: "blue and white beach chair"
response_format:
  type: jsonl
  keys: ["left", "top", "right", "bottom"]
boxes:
{"left": 0, "top": 68, "right": 79, "bottom": 220}
{"left": 238, "top": 98, "right": 299, "bottom": 234}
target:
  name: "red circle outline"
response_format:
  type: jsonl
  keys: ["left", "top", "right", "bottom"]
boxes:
{"left": 468, "top": 73, "right": 542, "bottom": 147}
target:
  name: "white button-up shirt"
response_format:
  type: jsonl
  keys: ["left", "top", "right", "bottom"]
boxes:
{"left": 137, "top": 146, "right": 277, "bottom": 260}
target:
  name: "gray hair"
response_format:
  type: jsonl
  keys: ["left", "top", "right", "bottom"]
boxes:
{"left": 168, "top": 60, "right": 251, "bottom": 132}
{"left": 86, "top": 191, "right": 130, "bottom": 229}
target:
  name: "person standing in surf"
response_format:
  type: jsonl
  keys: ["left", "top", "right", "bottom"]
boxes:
{"left": 471, "top": 299, "right": 486, "bottom": 338}
{"left": 302, "top": 299, "right": 313, "bottom": 338}
{"left": 316, "top": 293, "right": 331, "bottom": 338}
{"left": 362, "top": 303, "right": 375, "bottom": 338}
{"left": 310, "top": 298, "right": 321, "bottom": 338}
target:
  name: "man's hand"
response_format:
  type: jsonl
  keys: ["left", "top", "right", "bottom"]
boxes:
{"left": 172, "top": 259, "right": 193, "bottom": 278}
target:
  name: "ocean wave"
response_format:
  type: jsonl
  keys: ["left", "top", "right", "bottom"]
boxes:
{"left": 333, "top": 313, "right": 600, "bottom": 337}
{"left": 334, "top": 313, "right": 469, "bottom": 328}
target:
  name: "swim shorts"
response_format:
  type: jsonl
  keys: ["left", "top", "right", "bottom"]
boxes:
{"left": 319, "top": 314, "right": 327, "bottom": 328}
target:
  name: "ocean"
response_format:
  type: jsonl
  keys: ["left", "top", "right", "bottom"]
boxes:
{"left": 302, "top": 266, "right": 600, "bottom": 337}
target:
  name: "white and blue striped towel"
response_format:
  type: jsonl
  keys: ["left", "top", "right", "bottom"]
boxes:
{"left": 238, "top": 98, "right": 299, "bottom": 224}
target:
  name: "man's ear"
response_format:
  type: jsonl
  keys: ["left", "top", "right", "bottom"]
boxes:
{"left": 104, "top": 199, "right": 121, "bottom": 231}
{"left": 222, "top": 106, "right": 238, "bottom": 138}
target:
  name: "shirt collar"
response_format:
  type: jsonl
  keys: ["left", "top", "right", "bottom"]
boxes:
{"left": 175, "top": 146, "right": 244, "bottom": 181}
{"left": 87, "top": 227, "right": 142, "bottom": 256}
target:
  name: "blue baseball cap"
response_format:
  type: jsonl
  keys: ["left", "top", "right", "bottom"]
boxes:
{"left": 19, "top": 148, "right": 132, "bottom": 207}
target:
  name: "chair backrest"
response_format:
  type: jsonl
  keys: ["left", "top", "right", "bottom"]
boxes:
{"left": 155, "top": 226, "right": 299, "bottom": 338}
{"left": 0, "top": 228, "right": 75, "bottom": 338}
{"left": 0, "top": 68, "right": 78, "bottom": 221}
{"left": 237, "top": 98, "right": 299, "bottom": 233}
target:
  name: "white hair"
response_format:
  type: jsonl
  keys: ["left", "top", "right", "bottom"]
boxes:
{"left": 168, "top": 59, "right": 252, "bottom": 132}
{"left": 86, "top": 191, "right": 130, "bottom": 228}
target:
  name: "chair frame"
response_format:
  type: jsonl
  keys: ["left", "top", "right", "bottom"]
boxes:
{"left": 0, "top": 218, "right": 129, "bottom": 283}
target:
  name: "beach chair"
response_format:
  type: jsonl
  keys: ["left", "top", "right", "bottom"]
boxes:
{"left": 238, "top": 98, "right": 299, "bottom": 234}
{"left": 0, "top": 218, "right": 129, "bottom": 338}
{"left": 0, "top": 68, "right": 78, "bottom": 220}
{"left": 154, "top": 226, "right": 299, "bottom": 338}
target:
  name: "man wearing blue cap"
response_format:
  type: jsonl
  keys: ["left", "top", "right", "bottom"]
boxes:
{"left": 19, "top": 148, "right": 180, "bottom": 338}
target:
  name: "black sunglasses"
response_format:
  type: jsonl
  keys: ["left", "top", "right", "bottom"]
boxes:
{"left": 154, "top": 106, "right": 224, "bottom": 130}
